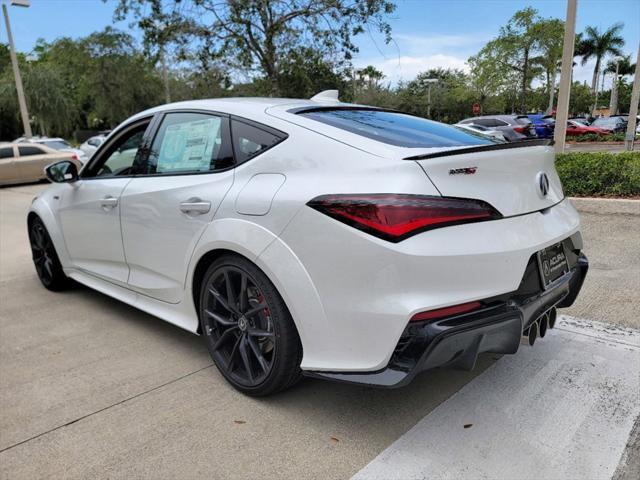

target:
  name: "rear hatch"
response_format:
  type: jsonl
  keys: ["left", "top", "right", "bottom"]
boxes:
{"left": 267, "top": 104, "right": 564, "bottom": 217}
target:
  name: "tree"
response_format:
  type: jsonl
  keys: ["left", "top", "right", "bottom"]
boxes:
{"left": 474, "top": 8, "right": 544, "bottom": 113}
{"left": 577, "top": 23, "right": 625, "bottom": 94}
{"left": 112, "top": 0, "right": 395, "bottom": 97}
{"left": 605, "top": 55, "right": 636, "bottom": 114}
{"left": 531, "top": 18, "right": 564, "bottom": 114}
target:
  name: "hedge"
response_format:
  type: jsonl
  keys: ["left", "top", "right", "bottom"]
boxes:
{"left": 555, "top": 152, "right": 640, "bottom": 197}
{"left": 570, "top": 133, "right": 625, "bottom": 142}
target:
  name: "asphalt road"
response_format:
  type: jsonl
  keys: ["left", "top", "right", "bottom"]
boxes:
{"left": 1, "top": 183, "right": 638, "bottom": 479}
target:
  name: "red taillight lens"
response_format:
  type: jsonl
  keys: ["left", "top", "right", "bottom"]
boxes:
{"left": 307, "top": 194, "right": 501, "bottom": 242}
{"left": 514, "top": 126, "right": 526, "bottom": 134}
{"left": 71, "top": 154, "right": 78, "bottom": 161}
{"left": 410, "top": 301, "right": 482, "bottom": 322}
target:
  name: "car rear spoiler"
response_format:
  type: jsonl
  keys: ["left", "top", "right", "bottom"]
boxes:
{"left": 404, "top": 139, "right": 554, "bottom": 160}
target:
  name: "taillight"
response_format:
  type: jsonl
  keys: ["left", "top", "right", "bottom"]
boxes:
{"left": 514, "top": 126, "right": 526, "bottom": 134}
{"left": 410, "top": 301, "right": 482, "bottom": 322}
{"left": 71, "top": 154, "right": 78, "bottom": 161}
{"left": 307, "top": 194, "right": 502, "bottom": 242}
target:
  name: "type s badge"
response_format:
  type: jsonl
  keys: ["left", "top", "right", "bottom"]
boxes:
{"left": 449, "top": 167, "right": 477, "bottom": 175}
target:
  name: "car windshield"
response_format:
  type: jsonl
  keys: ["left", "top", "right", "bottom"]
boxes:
{"left": 41, "top": 140, "right": 72, "bottom": 150}
{"left": 298, "top": 109, "right": 498, "bottom": 148}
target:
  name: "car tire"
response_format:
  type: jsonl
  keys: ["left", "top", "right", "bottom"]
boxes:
{"left": 199, "top": 254, "right": 302, "bottom": 396}
{"left": 28, "top": 217, "right": 71, "bottom": 291}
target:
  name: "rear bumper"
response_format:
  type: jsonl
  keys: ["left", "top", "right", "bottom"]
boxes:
{"left": 304, "top": 248, "right": 588, "bottom": 388}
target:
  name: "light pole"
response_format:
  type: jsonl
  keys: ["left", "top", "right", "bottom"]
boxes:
{"left": 2, "top": 0, "right": 31, "bottom": 138}
{"left": 553, "top": 0, "right": 578, "bottom": 153}
{"left": 425, "top": 78, "right": 438, "bottom": 119}
{"left": 624, "top": 44, "right": 640, "bottom": 151}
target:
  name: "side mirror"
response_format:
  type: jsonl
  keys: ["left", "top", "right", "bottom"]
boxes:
{"left": 45, "top": 160, "right": 79, "bottom": 183}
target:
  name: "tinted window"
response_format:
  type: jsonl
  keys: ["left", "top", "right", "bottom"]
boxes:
{"left": 18, "top": 146, "right": 45, "bottom": 156}
{"left": 515, "top": 117, "right": 532, "bottom": 125}
{"left": 473, "top": 118, "right": 494, "bottom": 127}
{"left": 145, "top": 113, "right": 233, "bottom": 175}
{"left": 299, "top": 109, "right": 495, "bottom": 148}
{"left": 0, "top": 147, "right": 13, "bottom": 159}
{"left": 231, "top": 120, "right": 283, "bottom": 164}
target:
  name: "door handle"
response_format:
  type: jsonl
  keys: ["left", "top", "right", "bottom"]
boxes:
{"left": 100, "top": 195, "right": 118, "bottom": 210}
{"left": 180, "top": 198, "right": 211, "bottom": 215}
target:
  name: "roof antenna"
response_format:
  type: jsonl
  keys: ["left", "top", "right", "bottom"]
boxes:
{"left": 310, "top": 90, "right": 340, "bottom": 102}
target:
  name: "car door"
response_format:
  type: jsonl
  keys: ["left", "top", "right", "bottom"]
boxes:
{"left": 0, "top": 145, "right": 18, "bottom": 185}
{"left": 119, "top": 111, "right": 236, "bottom": 303}
{"left": 15, "top": 145, "right": 59, "bottom": 181}
{"left": 56, "top": 118, "right": 153, "bottom": 285}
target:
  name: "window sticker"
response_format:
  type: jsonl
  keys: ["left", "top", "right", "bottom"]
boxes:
{"left": 156, "top": 117, "right": 221, "bottom": 172}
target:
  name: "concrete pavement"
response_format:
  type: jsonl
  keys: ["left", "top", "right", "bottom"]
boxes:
{"left": 1, "top": 183, "right": 639, "bottom": 479}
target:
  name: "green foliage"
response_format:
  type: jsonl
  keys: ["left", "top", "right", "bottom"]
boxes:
{"left": 577, "top": 23, "right": 625, "bottom": 92}
{"left": 113, "top": 0, "right": 395, "bottom": 96}
{"left": 571, "top": 133, "right": 625, "bottom": 142}
{"left": 556, "top": 152, "right": 640, "bottom": 197}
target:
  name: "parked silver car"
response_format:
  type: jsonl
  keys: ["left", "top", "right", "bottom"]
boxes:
{"left": 458, "top": 115, "right": 537, "bottom": 142}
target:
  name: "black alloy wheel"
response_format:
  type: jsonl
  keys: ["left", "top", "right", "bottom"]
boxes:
{"left": 200, "top": 255, "right": 301, "bottom": 395}
{"left": 28, "top": 217, "right": 70, "bottom": 291}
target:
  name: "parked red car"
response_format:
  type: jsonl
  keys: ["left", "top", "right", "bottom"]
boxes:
{"left": 566, "top": 120, "right": 609, "bottom": 136}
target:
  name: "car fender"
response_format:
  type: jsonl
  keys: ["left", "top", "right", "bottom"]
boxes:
{"left": 187, "top": 216, "right": 326, "bottom": 366}
{"left": 28, "top": 191, "right": 72, "bottom": 269}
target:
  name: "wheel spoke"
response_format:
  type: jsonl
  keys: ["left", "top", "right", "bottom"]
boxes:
{"left": 226, "top": 334, "right": 243, "bottom": 373}
{"left": 224, "top": 270, "right": 237, "bottom": 311}
{"left": 43, "top": 258, "right": 53, "bottom": 279}
{"left": 205, "top": 309, "right": 236, "bottom": 327}
{"left": 212, "top": 327, "right": 239, "bottom": 351}
{"left": 239, "top": 273, "right": 248, "bottom": 312}
{"left": 238, "top": 336, "right": 254, "bottom": 382}
{"left": 247, "top": 335, "right": 270, "bottom": 372}
{"left": 247, "top": 328, "right": 274, "bottom": 337}
{"left": 244, "top": 303, "right": 268, "bottom": 319}
{"left": 209, "top": 287, "right": 239, "bottom": 315}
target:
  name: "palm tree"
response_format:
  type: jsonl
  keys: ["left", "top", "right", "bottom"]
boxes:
{"left": 605, "top": 55, "right": 636, "bottom": 114}
{"left": 578, "top": 23, "right": 625, "bottom": 94}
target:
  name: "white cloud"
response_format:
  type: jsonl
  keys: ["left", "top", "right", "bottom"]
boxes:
{"left": 355, "top": 54, "right": 469, "bottom": 85}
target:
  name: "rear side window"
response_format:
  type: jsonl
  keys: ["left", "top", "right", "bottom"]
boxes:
{"left": 231, "top": 120, "right": 283, "bottom": 164}
{"left": 0, "top": 147, "right": 13, "bottom": 159}
{"left": 515, "top": 117, "right": 532, "bottom": 125}
{"left": 18, "top": 146, "right": 45, "bottom": 156}
{"left": 298, "top": 109, "right": 495, "bottom": 148}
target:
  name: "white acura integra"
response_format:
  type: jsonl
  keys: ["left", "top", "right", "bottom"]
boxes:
{"left": 28, "top": 92, "right": 588, "bottom": 396}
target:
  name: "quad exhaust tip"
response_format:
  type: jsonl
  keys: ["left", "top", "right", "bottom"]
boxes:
{"left": 523, "top": 307, "right": 558, "bottom": 346}
{"left": 548, "top": 307, "right": 557, "bottom": 329}
{"left": 527, "top": 321, "right": 538, "bottom": 346}
{"left": 539, "top": 313, "right": 549, "bottom": 338}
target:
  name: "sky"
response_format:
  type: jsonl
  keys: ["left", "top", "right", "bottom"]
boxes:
{"left": 1, "top": 0, "right": 638, "bottom": 88}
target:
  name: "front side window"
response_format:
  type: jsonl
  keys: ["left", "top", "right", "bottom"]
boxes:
{"left": 18, "top": 146, "right": 45, "bottom": 156}
{"left": 298, "top": 108, "right": 495, "bottom": 148}
{"left": 144, "top": 112, "right": 233, "bottom": 175}
{"left": 85, "top": 122, "right": 150, "bottom": 178}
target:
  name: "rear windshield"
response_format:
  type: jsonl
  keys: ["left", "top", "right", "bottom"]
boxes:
{"left": 41, "top": 140, "right": 71, "bottom": 150}
{"left": 297, "top": 109, "right": 497, "bottom": 148}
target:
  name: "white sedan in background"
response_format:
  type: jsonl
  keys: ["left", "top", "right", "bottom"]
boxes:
{"left": 27, "top": 93, "right": 588, "bottom": 396}
{"left": 79, "top": 134, "right": 107, "bottom": 158}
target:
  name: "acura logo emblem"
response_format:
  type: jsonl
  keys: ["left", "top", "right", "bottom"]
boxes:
{"left": 537, "top": 172, "right": 550, "bottom": 197}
